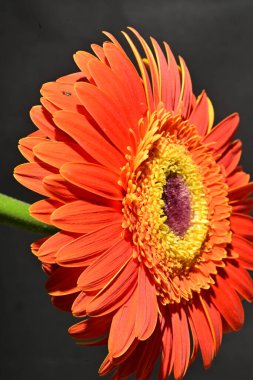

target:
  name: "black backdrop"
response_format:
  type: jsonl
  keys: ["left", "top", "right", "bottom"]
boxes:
{"left": 1, "top": 1, "right": 253, "bottom": 379}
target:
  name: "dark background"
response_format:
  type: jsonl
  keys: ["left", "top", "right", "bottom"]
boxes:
{"left": 1, "top": 0, "right": 253, "bottom": 379}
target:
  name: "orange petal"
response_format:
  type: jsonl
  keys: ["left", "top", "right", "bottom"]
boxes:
{"left": 127, "top": 28, "right": 160, "bottom": 107}
{"left": 69, "top": 314, "right": 111, "bottom": 341}
{"left": 31, "top": 236, "right": 48, "bottom": 255}
{"left": 232, "top": 234, "right": 253, "bottom": 269}
{"left": 188, "top": 296, "right": 215, "bottom": 369}
{"left": 56, "top": 72, "right": 86, "bottom": 84}
{"left": 30, "top": 198, "right": 63, "bottom": 224}
{"left": 103, "top": 40, "right": 147, "bottom": 116}
{"left": 178, "top": 56, "right": 193, "bottom": 119}
{"left": 228, "top": 182, "right": 253, "bottom": 200}
{"left": 189, "top": 91, "right": 209, "bottom": 136}
{"left": 158, "top": 316, "right": 173, "bottom": 380}
{"left": 164, "top": 42, "right": 181, "bottom": 111}
{"left": 43, "top": 174, "right": 81, "bottom": 203}
{"left": 40, "top": 97, "right": 60, "bottom": 114}
{"left": 135, "top": 322, "right": 161, "bottom": 379}
{"left": 200, "top": 296, "right": 222, "bottom": 356}
{"left": 53, "top": 110, "right": 124, "bottom": 172}
{"left": 77, "top": 239, "right": 132, "bottom": 292}
{"left": 171, "top": 305, "right": 190, "bottom": 380}
{"left": 230, "top": 213, "right": 253, "bottom": 238}
{"left": 74, "top": 82, "right": 131, "bottom": 154}
{"left": 37, "top": 231, "right": 78, "bottom": 264}
{"left": 226, "top": 169, "right": 250, "bottom": 188}
{"left": 151, "top": 38, "right": 171, "bottom": 109}
{"left": 218, "top": 140, "right": 242, "bottom": 176}
{"left": 135, "top": 265, "right": 158, "bottom": 340}
{"left": 203, "top": 113, "right": 239, "bottom": 151}
{"left": 18, "top": 136, "right": 47, "bottom": 162}
{"left": 91, "top": 43, "right": 107, "bottom": 63}
{"left": 99, "top": 355, "right": 115, "bottom": 377}
{"left": 46, "top": 266, "right": 84, "bottom": 296}
{"left": 71, "top": 291, "right": 95, "bottom": 317}
{"left": 211, "top": 275, "right": 244, "bottom": 331}
{"left": 88, "top": 58, "right": 142, "bottom": 132}
{"left": 224, "top": 262, "right": 253, "bottom": 302}
{"left": 30, "top": 106, "right": 68, "bottom": 141}
{"left": 231, "top": 198, "right": 253, "bottom": 213}
{"left": 109, "top": 291, "right": 137, "bottom": 359}
{"left": 14, "top": 162, "right": 56, "bottom": 196}
{"left": 51, "top": 200, "right": 122, "bottom": 233}
{"left": 188, "top": 310, "right": 199, "bottom": 365}
{"left": 57, "top": 223, "right": 122, "bottom": 267}
{"left": 85, "top": 258, "right": 138, "bottom": 316}
{"left": 73, "top": 50, "right": 96, "bottom": 80}
{"left": 41, "top": 82, "right": 82, "bottom": 112}
{"left": 60, "top": 162, "right": 123, "bottom": 200}
{"left": 33, "top": 141, "right": 86, "bottom": 169}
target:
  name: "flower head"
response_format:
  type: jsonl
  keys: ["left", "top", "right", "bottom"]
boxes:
{"left": 14, "top": 28, "right": 253, "bottom": 379}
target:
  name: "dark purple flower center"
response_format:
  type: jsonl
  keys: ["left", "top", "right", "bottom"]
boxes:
{"left": 162, "top": 173, "right": 191, "bottom": 237}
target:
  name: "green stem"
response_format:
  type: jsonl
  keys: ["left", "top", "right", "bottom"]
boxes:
{"left": 0, "top": 193, "right": 58, "bottom": 235}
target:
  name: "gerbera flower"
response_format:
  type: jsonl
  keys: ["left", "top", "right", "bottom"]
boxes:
{"left": 14, "top": 28, "right": 253, "bottom": 379}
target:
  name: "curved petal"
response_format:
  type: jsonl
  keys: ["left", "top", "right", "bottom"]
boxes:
{"left": 53, "top": 110, "right": 124, "bottom": 172}
{"left": 30, "top": 106, "right": 68, "bottom": 141}
{"left": 135, "top": 265, "right": 158, "bottom": 341}
{"left": 69, "top": 314, "right": 111, "bottom": 342}
{"left": 18, "top": 136, "right": 48, "bottom": 162}
{"left": 127, "top": 28, "right": 160, "bottom": 107}
{"left": 37, "top": 231, "right": 78, "bottom": 264}
{"left": 41, "top": 82, "right": 82, "bottom": 112}
{"left": 218, "top": 140, "right": 242, "bottom": 176}
{"left": 77, "top": 239, "right": 133, "bottom": 292}
{"left": 171, "top": 305, "right": 190, "bottom": 380}
{"left": 151, "top": 37, "right": 171, "bottom": 109}
{"left": 30, "top": 198, "right": 63, "bottom": 224}
{"left": 189, "top": 91, "right": 209, "bottom": 136}
{"left": 57, "top": 223, "right": 122, "bottom": 267}
{"left": 231, "top": 234, "right": 253, "bottom": 269}
{"left": 103, "top": 40, "right": 147, "bottom": 116}
{"left": 203, "top": 113, "right": 239, "bottom": 152}
{"left": 178, "top": 56, "right": 193, "bottom": 119}
{"left": 230, "top": 213, "right": 253, "bottom": 238}
{"left": 33, "top": 141, "right": 87, "bottom": 169}
{"left": 158, "top": 316, "right": 173, "bottom": 380}
{"left": 46, "top": 266, "right": 84, "bottom": 296}
{"left": 14, "top": 162, "right": 57, "bottom": 196}
{"left": 188, "top": 296, "right": 215, "bottom": 369}
{"left": 109, "top": 290, "right": 137, "bottom": 359}
{"left": 74, "top": 82, "right": 131, "bottom": 154}
{"left": 43, "top": 174, "right": 81, "bottom": 203}
{"left": 60, "top": 162, "right": 123, "bottom": 200}
{"left": 211, "top": 275, "right": 244, "bottom": 331}
{"left": 85, "top": 258, "right": 138, "bottom": 316}
{"left": 224, "top": 262, "right": 253, "bottom": 302}
{"left": 88, "top": 58, "right": 142, "bottom": 131}
{"left": 56, "top": 72, "right": 86, "bottom": 84}
{"left": 51, "top": 200, "right": 122, "bottom": 233}
{"left": 228, "top": 182, "right": 253, "bottom": 200}
{"left": 164, "top": 42, "right": 181, "bottom": 111}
